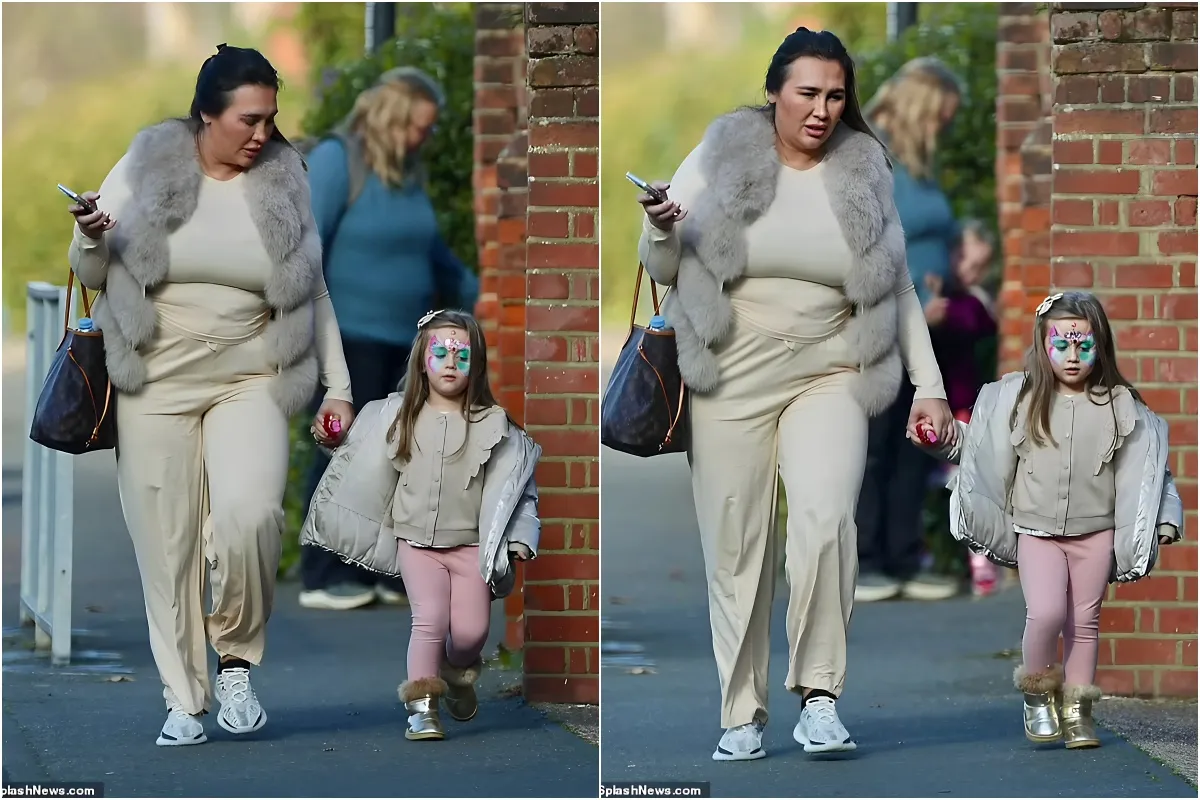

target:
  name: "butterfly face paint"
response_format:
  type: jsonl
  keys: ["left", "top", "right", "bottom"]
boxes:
{"left": 1045, "top": 318, "right": 1097, "bottom": 389}
{"left": 427, "top": 334, "right": 471, "bottom": 375}
{"left": 1047, "top": 325, "right": 1095, "bottom": 366}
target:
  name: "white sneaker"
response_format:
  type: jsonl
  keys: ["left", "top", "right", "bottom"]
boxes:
{"left": 794, "top": 696, "right": 856, "bottom": 753}
{"left": 712, "top": 722, "right": 767, "bottom": 761}
{"left": 214, "top": 667, "right": 267, "bottom": 734}
{"left": 156, "top": 707, "right": 207, "bottom": 746}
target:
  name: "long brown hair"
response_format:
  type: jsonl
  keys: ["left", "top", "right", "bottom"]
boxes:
{"left": 387, "top": 310, "right": 510, "bottom": 463}
{"left": 1013, "top": 291, "right": 1142, "bottom": 447}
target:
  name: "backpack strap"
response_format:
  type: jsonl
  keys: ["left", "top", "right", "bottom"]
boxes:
{"left": 331, "top": 130, "right": 368, "bottom": 209}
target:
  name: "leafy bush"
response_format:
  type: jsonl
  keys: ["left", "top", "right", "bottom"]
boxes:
{"left": 280, "top": 4, "right": 478, "bottom": 576}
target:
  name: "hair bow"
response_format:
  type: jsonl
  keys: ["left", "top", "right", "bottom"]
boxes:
{"left": 1035, "top": 293, "right": 1063, "bottom": 316}
{"left": 417, "top": 309, "right": 445, "bottom": 329}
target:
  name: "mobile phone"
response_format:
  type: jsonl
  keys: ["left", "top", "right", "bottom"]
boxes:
{"left": 57, "top": 184, "right": 96, "bottom": 213}
{"left": 626, "top": 172, "right": 667, "bottom": 204}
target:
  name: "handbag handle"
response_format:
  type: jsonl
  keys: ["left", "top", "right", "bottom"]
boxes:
{"left": 628, "top": 262, "right": 665, "bottom": 332}
{"left": 62, "top": 270, "right": 94, "bottom": 336}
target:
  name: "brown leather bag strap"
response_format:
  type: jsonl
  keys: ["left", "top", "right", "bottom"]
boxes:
{"left": 62, "top": 270, "right": 94, "bottom": 336}
{"left": 628, "top": 262, "right": 663, "bottom": 333}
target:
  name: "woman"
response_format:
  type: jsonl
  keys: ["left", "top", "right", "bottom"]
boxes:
{"left": 853, "top": 58, "right": 965, "bottom": 604}
{"left": 635, "top": 28, "right": 955, "bottom": 761}
{"left": 66, "top": 45, "right": 354, "bottom": 746}
{"left": 298, "top": 67, "right": 480, "bottom": 612}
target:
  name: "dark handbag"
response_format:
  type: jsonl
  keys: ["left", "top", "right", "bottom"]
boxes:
{"left": 29, "top": 272, "right": 116, "bottom": 454}
{"left": 601, "top": 264, "right": 689, "bottom": 457}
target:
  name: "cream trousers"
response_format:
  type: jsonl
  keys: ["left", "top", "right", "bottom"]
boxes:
{"left": 115, "top": 293, "right": 288, "bottom": 714}
{"left": 688, "top": 318, "right": 869, "bottom": 729}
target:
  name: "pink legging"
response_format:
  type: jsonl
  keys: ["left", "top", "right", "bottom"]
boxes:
{"left": 396, "top": 541, "right": 492, "bottom": 681}
{"left": 1018, "top": 529, "right": 1115, "bottom": 686}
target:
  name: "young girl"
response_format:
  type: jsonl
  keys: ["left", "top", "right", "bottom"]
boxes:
{"left": 301, "top": 309, "right": 541, "bottom": 742}
{"left": 914, "top": 291, "right": 1183, "bottom": 749}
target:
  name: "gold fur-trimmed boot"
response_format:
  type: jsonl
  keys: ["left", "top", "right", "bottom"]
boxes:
{"left": 1014, "top": 664, "right": 1064, "bottom": 743}
{"left": 1061, "top": 684, "right": 1102, "bottom": 749}
{"left": 399, "top": 677, "right": 448, "bottom": 741}
{"left": 439, "top": 658, "right": 483, "bottom": 722}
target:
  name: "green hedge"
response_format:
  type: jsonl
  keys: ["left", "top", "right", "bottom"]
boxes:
{"left": 280, "top": 4, "right": 479, "bottom": 577}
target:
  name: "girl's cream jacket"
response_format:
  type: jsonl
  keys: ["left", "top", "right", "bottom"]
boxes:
{"left": 301, "top": 394, "right": 542, "bottom": 598}
{"left": 939, "top": 372, "right": 1183, "bottom": 582}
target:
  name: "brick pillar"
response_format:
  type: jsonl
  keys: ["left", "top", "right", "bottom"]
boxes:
{"left": 1049, "top": 3, "right": 1197, "bottom": 697}
{"left": 473, "top": 4, "right": 531, "bottom": 652}
{"left": 998, "top": 4, "right": 1054, "bottom": 374}
{"left": 521, "top": 1, "right": 600, "bottom": 704}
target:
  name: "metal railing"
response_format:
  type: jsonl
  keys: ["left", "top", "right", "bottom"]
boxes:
{"left": 20, "top": 281, "right": 77, "bottom": 665}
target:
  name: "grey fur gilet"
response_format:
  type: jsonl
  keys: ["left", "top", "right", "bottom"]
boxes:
{"left": 664, "top": 108, "right": 907, "bottom": 416}
{"left": 91, "top": 119, "right": 321, "bottom": 418}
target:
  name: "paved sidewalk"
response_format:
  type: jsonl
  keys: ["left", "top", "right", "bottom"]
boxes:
{"left": 2, "top": 342, "right": 597, "bottom": 798}
{"left": 599, "top": 439, "right": 1196, "bottom": 797}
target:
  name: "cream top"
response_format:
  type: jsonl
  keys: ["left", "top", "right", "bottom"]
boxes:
{"left": 638, "top": 143, "right": 946, "bottom": 400}
{"left": 1011, "top": 388, "right": 1135, "bottom": 537}
{"left": 68, "top": 154, "right": 352, "bottom": 402}
{"left": 388, "top": 404, "right": 509, "bottom": 548}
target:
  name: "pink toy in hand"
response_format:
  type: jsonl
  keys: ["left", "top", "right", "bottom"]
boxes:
{"left": 917, "top": 423, "right": 938, "bottom": 445}
{"left": 323, "top": 413, "right": 343, "bottom": 437}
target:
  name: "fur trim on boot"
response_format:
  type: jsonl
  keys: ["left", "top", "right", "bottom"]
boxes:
{"left": 439, "top": 658, "right": 483, "bottom": 722}
{"left": 398, "top": 677, "right": 448, "bottom": 703}
{"left": 1063, "top": 684, "right": 1102, "bottom": 704}
{"left": 399, "top": 677, "right": 448, "bottom": 741}
{"left": 439, "top": 659, "right": 482, "bottom": 687}
{"left": 1013, "top": 664, "right": 1064, "bottom": 694}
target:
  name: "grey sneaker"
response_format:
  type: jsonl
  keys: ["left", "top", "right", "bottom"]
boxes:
{"left": 298, "top": 583, "right": 377, "bottom": 611}
{"left": 854, "top": 572, "right": 902, "bottom": 603}
{"left": 794, "top": 696, "right": 856, "bottom": 753}
{"left": 901, "top": 571, "right": 960, "bottom": 601}
{"left": 712, "top": 721, "right": 767, "bottom": 761}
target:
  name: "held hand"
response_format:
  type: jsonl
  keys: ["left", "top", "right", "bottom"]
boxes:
{"left": 311, "top": 398, "right": 356, "bottom": 449}
{"left": 924, "top": 297, "right": 949, "bottom": 326}
{"left": 69, "top": 191, "right": 115, "bottom": 240}
{"left": 508, "top": 542, "right": 533, "bottom": 562}
{"left": 1159, "top": 535, "right": 1174, "bottom": 545}
{"left": 639, "top": 181, "right": 688, "bottom": 232}
{"left": 907, "top": 397, "right": 956, "bottom": 449}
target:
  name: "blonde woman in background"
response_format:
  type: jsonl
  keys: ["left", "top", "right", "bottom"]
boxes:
{"left": 298, "top": 67, "right": 480, "bottom": 611}
{"left": 854, "top": 57, "right": 966, "bottom": 604}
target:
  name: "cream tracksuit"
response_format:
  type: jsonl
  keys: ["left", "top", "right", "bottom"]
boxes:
{"left": 69, "top": 162, "right": 352, "bottom": 714}
{"left": 640, "top": 155, "right": 947, "bottom": 728}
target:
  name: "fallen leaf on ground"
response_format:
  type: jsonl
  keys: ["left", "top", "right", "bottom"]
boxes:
{"left": 104, "top": 675, "right": 131, "bottom": 682}
{"left": 627, "top": 666, "right": 656, "bottom": 675}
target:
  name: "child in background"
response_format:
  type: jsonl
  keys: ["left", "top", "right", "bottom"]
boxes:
{"left": 924, "top": 220, "right": 999, "bottom": 594}
{"left": 914, "top": 291, "right": 1182, "bottom": 749}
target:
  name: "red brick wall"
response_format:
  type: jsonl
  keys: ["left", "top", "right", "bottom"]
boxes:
{"left": 520, "top": 1, "right": 600, "bottom": 704}
{"left": 473, "top": 4, "right": 531, "bottom": 652}
{"left": 997, "top": 5, "right": 1054, "bottom": 368}
{"left": 998, "top": 3, "right": 1197, "bottom": 697}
